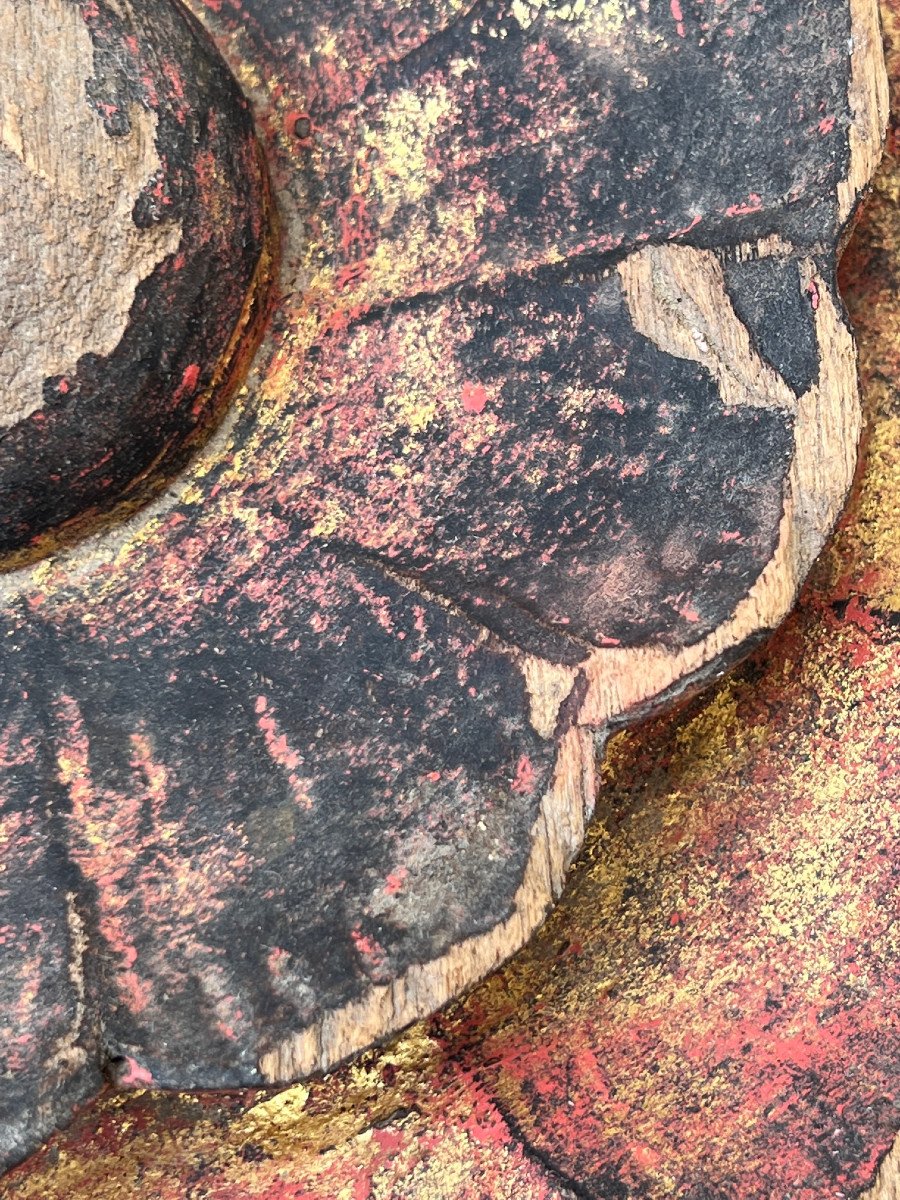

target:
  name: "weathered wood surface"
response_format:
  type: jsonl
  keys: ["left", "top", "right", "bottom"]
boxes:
{"left": 0, "top": 0, "right": 270, "bottom": 561}
{"left": 11, "top": 132, "right": 900, "bottom": 1197}
{"left": 0, "top": 0, "right": 887, "bottom": 1175}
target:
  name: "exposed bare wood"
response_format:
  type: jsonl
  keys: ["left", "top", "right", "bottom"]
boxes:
{"left": 0, "top": 0, "right": 179, "bottom": 426}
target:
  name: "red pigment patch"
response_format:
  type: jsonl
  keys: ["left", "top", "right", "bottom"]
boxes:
{"left": 512, "top": 754, "right": 536, "bottom": 794}
{"left": 461, "top": 382, "right": 488, "bottom": 414}
{"left": 350, "top": 928, "right": 388, "bottom": 972}
{"left": 843, "top": 594, "right": 878, "bottom": 633}
{"left": 174, "top": 362, "right": 201, "bottom": 404}
{"left": 118, "top": 1057, "right": 154, "bottom": 1088}
{"left": 725, "top": 194, "right": 763, "bottom": 217}
{"left": 385, "top": 868, "right": 408, "bottom": 895}
{"left": 669, "top": 214, "right": 702, "bottom": 238}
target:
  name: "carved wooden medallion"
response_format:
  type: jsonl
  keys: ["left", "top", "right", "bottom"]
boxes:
{"left": 0, "top": 0, "right": 270, "bottom": 560}
{"left": 0, "top": 0, "right": 887, "bottom": 1172}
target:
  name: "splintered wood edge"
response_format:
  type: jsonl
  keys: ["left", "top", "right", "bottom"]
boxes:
{"left": 258, "top": 0, "right": 888, "bottom": 1083}
{"left": 579, "top": 244, "right": 858, "bottom": 725}
{"left": 260, "top": 725, "right": 597, "bottom": 1080}
{"left": 840, "top": 0, "right": 890, "bottom": 224}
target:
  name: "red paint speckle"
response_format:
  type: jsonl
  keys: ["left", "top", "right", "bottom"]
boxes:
{"left": 180, "top": 363, "right": 200, "bottom": 393}
{"left": 806, "top": 279, "right": 820, "bottom": 310}
{"left": 512, "top": 754, "right": 536, "bottom": 794}
{"left": 385, "top": 868, "right": 408, "bottom": 895}
{"left": 725, "top": 194, "right": 763, "bottom": 217}
{"left": 118, "top": 1057, "right": 154, "bottom": 1088}
{"left": 669, "top": 214, "right": 702, "bottom": 239}
{"left": 350, "top": 927, "right": 388, "bottom": 972}
{"left": 670, "top": 0, "right": 685, "bottom": 37}
{"left": 461, "top": 382, "right": 489, "bottom": 414}
{"left": 844, "top": 594, "right": 878, "bottom": 633}
{"left": 172, "top": 362, "right": 202, "bottom": 409}
{"left": 819, "top": 115, "right": 836, "bottom": 135}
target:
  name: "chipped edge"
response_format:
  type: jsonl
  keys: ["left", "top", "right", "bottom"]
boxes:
{"left": 258, "top": 0, "right": 886, "bottom": 1082}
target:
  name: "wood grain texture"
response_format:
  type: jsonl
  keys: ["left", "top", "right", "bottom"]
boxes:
{"left": 0, "top": 0, "right": 179, "bottom": 427}
{"left": 0, "top": 0, "right": 888, "bottom": 1175}
{"left": 865, "top": 1146, "right": 900, "bottom": 1200}
{"left": 0, "top": 0, "right": 271, "bottom": 560}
